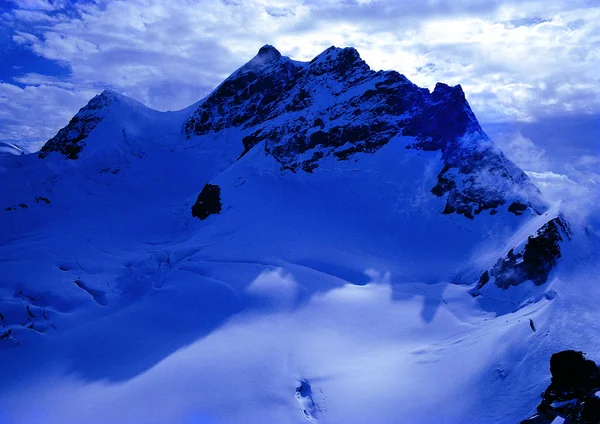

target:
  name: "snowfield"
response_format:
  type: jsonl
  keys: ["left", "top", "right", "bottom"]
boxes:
{"left": 0, "top": 46, "right": 598, "bottom": 424}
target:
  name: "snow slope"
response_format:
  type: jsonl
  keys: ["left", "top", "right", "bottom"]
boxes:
{"left": 0, "top": 45, "right": 598, "bottom": 424}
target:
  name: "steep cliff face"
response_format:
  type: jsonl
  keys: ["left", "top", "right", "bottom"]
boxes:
{"left": 184, "top": 45, "right": 546, "bottom": 219}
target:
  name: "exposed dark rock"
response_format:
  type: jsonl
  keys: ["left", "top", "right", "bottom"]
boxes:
{"left": 308, "top": 46, "right": 371, "bottom": 79}
{"left": 295, "top": 379, "right": 321, "bottom": 422}
{"left": 39, "top": 90, "right": 116, "bottom": 159}
{"left": 550, "top": 350, "right": 600, "bottom": 390}
{"left": 34, "top": 196, "right": 51, "bottom": 204}
{"left": 477, "top": 270, "right": 490, "bottom": 290}
{"left": 509, "top": 201, "right": 528, "bottom": 216}
{"left": 191, "top": 184, "right": 222, "bottom": 221}
{"left": 257, "top": 44, "right": 281, "bottom": 60}
{"left": 286, "top": 88, "right": 312, "bottom": 112}
{"left": 99, "top": 167, "right": 121, "bottom": 175}
{"left": 403, "top": 83, "right": 477, "bottom": 151}
{"left": 19, "top": 203, "right": 28, "bottom": 209}
{"left": 477, "top": 215, "right": 572, "bottom": 290}
{"left": 184, "top": 51, "right": 301, "bottom": 137}
{"left": 239, "top": 131, "right": 265, "bottom": 158}
{"left": 529, "top": 319, "right": 536, "bottom": 332}
{"left": 521, "top": 351, "right": 600, "bottom": 424}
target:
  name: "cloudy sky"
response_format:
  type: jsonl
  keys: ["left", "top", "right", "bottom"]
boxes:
{"left": 1, "top": 0, "right": 599, "bottom": 218}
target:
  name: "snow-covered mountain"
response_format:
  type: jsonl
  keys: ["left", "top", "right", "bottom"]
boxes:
{"left": 0, "top": 45, "right": 598, "bottom": 424}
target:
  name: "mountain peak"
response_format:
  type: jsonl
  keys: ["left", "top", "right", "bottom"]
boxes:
{"left": 432, "top": 82, "right": 466, "bottom": 102}
{"left": 257, "top": 44, "right": 281, "bottom": 59}
{"left": 308, "top": 45, "right": 369, "bottom": 76}
{"left": 38, "top": 91, "right": 117, "bottom": 159}
{"left": 311, "top": 45, "right": 360, "bottom": 60}
{"left": 98, "top": 89, "right": 148, "bottom": 109}
{"left": 99, "top": 88, "right": 126, "bottom": 102}
{"left": 100, "top": 88, "right": 119, "bottom": 96}
{"left": 236, "top": 44, "right": 284, "bottom": 76}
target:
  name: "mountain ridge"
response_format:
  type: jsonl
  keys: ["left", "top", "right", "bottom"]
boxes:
{"left": 39, "top": 44, "right": 546, "bottom": 220}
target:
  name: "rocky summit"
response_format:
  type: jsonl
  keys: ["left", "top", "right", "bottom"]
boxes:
{"left": 185, "top": 45, "right": 545, "bottom": 220}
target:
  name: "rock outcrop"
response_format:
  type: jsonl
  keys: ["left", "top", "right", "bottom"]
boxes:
{"left": 521, "top": 351, "right": 600, "bottom": 424}
{"left": 476, "top": 215, "right": 572, "bottom": 291}
{"left": 191, "top": 184, "right": 222, "bottom": 220}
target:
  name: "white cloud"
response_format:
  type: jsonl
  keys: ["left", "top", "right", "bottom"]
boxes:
{"left": 11, "top": 9, "right": 56, "bottom": 22}
{"left": 0, "top": 82, "right": 95, "bottom": 143}
{"left": 10, "top": 0, "right": 65, "bottom": 11}
{"left": 577, "top": 155, "right": 600, "bottom": 167}
{"left": 12, "top": 30, "right": 39, "bottom": 44}
{"left": 493, "top": 131, "right": 549, "bottom": 171}
{"left": 488, "top": 127, "right": 600, "bottom": 224}
{"left": 527, "top": 167, "right": 600, "bottom": 223}
{"left": 527, "top": 170, "right": 580, "bottom": 198}
{"left": 13, "top": 72, "right": 74, "bottom": 88}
